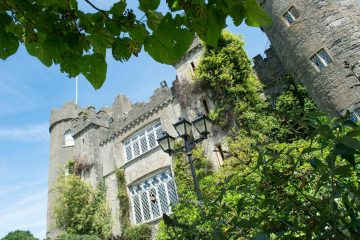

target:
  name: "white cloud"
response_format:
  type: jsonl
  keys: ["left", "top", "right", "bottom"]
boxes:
{"left": 0, "top": 123, "right": 49, "bottom": 142}
{"left": 0, "top": 190, "right": 47, "bottom": 240}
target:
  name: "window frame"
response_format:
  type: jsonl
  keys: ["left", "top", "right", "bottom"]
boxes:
{"left": 283, "top": 6, "right": 299, "bottom": 26}
{"left": 64, "top": 129, "right": 75, "bottom": 147}
{"left": 130, "top": 169, "right": 178, "bottom": 224}
{"left": 123, "top": 121, "right": 163, "bottom": 162}
{"left": 310, "top": 48, "right": 333, "bottom": 71}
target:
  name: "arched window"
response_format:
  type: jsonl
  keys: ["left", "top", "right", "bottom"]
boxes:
{"left": 130, "top": 169, "right": 178, "bottom": 224}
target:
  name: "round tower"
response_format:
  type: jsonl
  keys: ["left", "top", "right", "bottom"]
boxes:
{"left": 47, "top": 101, "right": 80, "bottom": 239}
{"left": 259, "top": 0, "right": 360, "bottom": 116}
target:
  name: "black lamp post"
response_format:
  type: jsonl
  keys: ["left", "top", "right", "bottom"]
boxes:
{"left": 157, "top": 113, "right": 212, "bottom": 203}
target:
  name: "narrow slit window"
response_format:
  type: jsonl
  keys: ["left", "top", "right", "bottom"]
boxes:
{"left": 311, "top": 49, "right": 333, "bottom": 71}
{"left": 215, "top": 144, "right": 225, "bottom": 165}
{"left": 283, "top": 6, "right": 299, "bottom": 25}
{"left": 191, "top": 62, "right": 196, "bottom": 71}
{"left": 202, "top": 99, "right": 210, "bottom": 114}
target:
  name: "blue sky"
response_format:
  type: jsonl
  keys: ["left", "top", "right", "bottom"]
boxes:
{"left": 0, "top": 1, "right": 268, "bottom": 239}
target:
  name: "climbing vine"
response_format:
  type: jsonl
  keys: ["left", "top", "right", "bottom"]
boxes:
{"left": 116, "top": 169, "right": 151, "bottom": 240}
{"left": 156, "top": 32, "right": 360, "bottom": 239}
{"left": 54, "top": 166, "right": 112, "bottom": 239}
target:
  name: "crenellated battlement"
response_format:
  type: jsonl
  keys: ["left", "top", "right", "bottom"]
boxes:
{"left": 253, "top": 47, "right": 287, "bottom": 98}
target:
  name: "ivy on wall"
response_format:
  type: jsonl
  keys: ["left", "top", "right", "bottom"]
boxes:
{"left": 156, "top": 32, "right": 360, "bottom": 239}
{"left": 54, "top": 169, "right": 112, "bottom": 239}
{"left": 115, "top": 169, "right": 151, "bottom": 240}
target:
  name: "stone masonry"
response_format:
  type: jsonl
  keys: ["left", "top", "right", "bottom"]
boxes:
{"left": 255, "top": 0, "right": 360, "bottom": 117}
{"left": 47, "top": 39, "right": 228, "bottom": 239}
{"left": 48, "top": 1, "right": 360, "bottom": 238}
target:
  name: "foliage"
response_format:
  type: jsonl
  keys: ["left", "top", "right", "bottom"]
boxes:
{"left": 1, "top": 230, "right": 38, "bottom": 240}
{"left": 156, "top": 32, "right": 360, "bottom": 239}
{"left": 193, "top": 31, "right": 279, "bottom": 141}
{"left": 122, "top": 225, "right": 152, "bottom": 240}
{"left": 56, "top": 233, "right": 101, "bottom": 240}
{"left": 0, "top": 0, "right": 271, "bottom": 89}
{"left": 115, "top": 169, "right": 151, "bottom": 240}
{"left": 54, "top": 173, "right": 112, "bottom": 239}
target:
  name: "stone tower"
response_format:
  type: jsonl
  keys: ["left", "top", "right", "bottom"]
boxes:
{"left": 47, "top": 101, "right": 80, "bottom": 239}
{"left": 256, "top": 0, "right": 360, "bottom": 116}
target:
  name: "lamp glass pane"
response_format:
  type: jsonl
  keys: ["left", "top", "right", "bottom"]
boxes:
{"left": 184, "top": 121, "right": 192, "bottom": 136}
{"left": 159, "top": 137, "right": 170, "bottom": 152}
{"left": 194, "top": 119, "right": 206, "bottom": 135}
{"left": 205, "top": 118, "right": 212, "bottom": 133}
{"left": 174, "top": 122, "right": 185, "bottom": 137}
{"left": 168, "top": 137, "right": 175, "bottom": 151}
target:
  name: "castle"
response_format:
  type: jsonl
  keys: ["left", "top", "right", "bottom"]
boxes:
{"left": 47, "top": 0, "right": 360, "bottom": 238}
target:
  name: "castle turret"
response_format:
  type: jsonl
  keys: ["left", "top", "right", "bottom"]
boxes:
{"left": 47, "top": 101, "right": 81, "bottom": 239}
{"left": 257, "top": 0, "right": 360, "bottom": 116}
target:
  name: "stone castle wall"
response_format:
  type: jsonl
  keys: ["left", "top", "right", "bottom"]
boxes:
{"left": 47, "top": 38, "right": 228, "bottom": 239}
{"left": 256, "top": 0, "right": 360, "bottom": 116}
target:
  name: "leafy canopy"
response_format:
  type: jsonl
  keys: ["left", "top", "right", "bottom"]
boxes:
{"left": 54, "top": 174, "right": 112, "bottom": 239}
{"left": 0, "top": 0, "right": 271, "bottom": 89}
{"left": 1, "top": 230, "right": 38, "bottom": 240}
{"left": 156, "top": 32, "right": 360, "bottom": 240}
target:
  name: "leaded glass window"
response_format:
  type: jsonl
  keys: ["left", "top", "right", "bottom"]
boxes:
{"left": 311, "top": 49, "right": 333, "bottom": 71}
{"left": 351, "top": 109, "right": 360, "bottom": 122}
{"left": 130, "top": 169, "right": 178, "bottom": 224}
{"left": 283, "top": 6, "right": 299, "bottom": 25}
{"left": 123, "top": 121, "right": 162, "bottom": 162}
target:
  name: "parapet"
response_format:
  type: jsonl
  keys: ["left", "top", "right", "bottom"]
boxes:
{"left": 173, "top": 36, "right": 203, "bottom": 69}
{"left": 100, "top": 86, "right": 173, "bottom": 144}
{"left": 72, "top": 106, "right": 110, "bottom": 139}
{"left": 253, "top": 47, "right": 287, "bottom": 98}
{"left": 253, "top": 47, "right": 286, "bottom": 86}
{"left": 49, "top": 101, "right": 81, "bottom": 132}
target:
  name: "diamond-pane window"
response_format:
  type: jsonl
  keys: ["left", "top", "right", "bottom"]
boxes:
{"left": 125, "top": 145, "right": 133, "bottom": 161}
{"left": 130, "top": 170, "right": 178, "bottom": 224}
{"left": 123, "top": 122, "right": 162, "bottom": 162}
{"left": 311, "top": 49, "right": 333, "bottom": 71}
{"left": 133, "top": 141, "right": 140, "bottom": 157}
{"left": 283, "top": 6, "right": 299, "bottom": 25}
{"left": 167, "top": 180, "right": 178, "bottom": 205}
{"left": 141, "top": 192, "right": 151, "bottom": 221}
{"left": 148, "top": 132, "right": 156, "bottom": 148}
{"left": 133, "top": 195, "right": 142, "bottom": 224}
{"left": 149, "top": 188, "right": 161, "bottom": 218}
{"left": 158, "top": 183, "right": 169, "bottom": 213}
{"left": 318, "top": 49, "right": 332, "bottom": 65}
{"left": 140, "top": 136, "right": 148, "bottom": 153}
{"left": 155, "top": 127, "right": 163, "bottom": 139}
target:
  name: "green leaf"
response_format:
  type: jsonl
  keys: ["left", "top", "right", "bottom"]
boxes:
{"left": 112, "top": 37, "right": 132, "bottom": 62}
{"left": 0, "top": 31, "right": 19, "bottom": 60}
{"left": 88, "top": 29, "right": 114, "bottom": 56}
{"left": 139, "top": 0, "right": 160, "bottom": 11}
{"left": 129, "top": 23, "right": 149, "bottom": 42}
{"left": 81, "top": 53, "right": 107, "bottom": 89}
{"left": 25, "top": 35, "right": 53, "bottom": 67}
{"left": 252, "top": 233, "right": 268, "bottom": 240}
{"left": 146, "top": 11, "right": 164, "bottom": 31}
{"left": 195, "top": 7, "right": 226, "bottom": 47}
{"left": 230, "top": 4, "right": 246, "bottom": 26}
{"left": 144, "top": 13, "right": 194, "bottom": 64}
{"left": 110, "top": 1, "right": 126, "bottom": 17}
{"left": 244, "top": 0, "right": 272, "bottom": 27}
{"left": 60, "top": 54, "right": 83, "bottom": 77}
